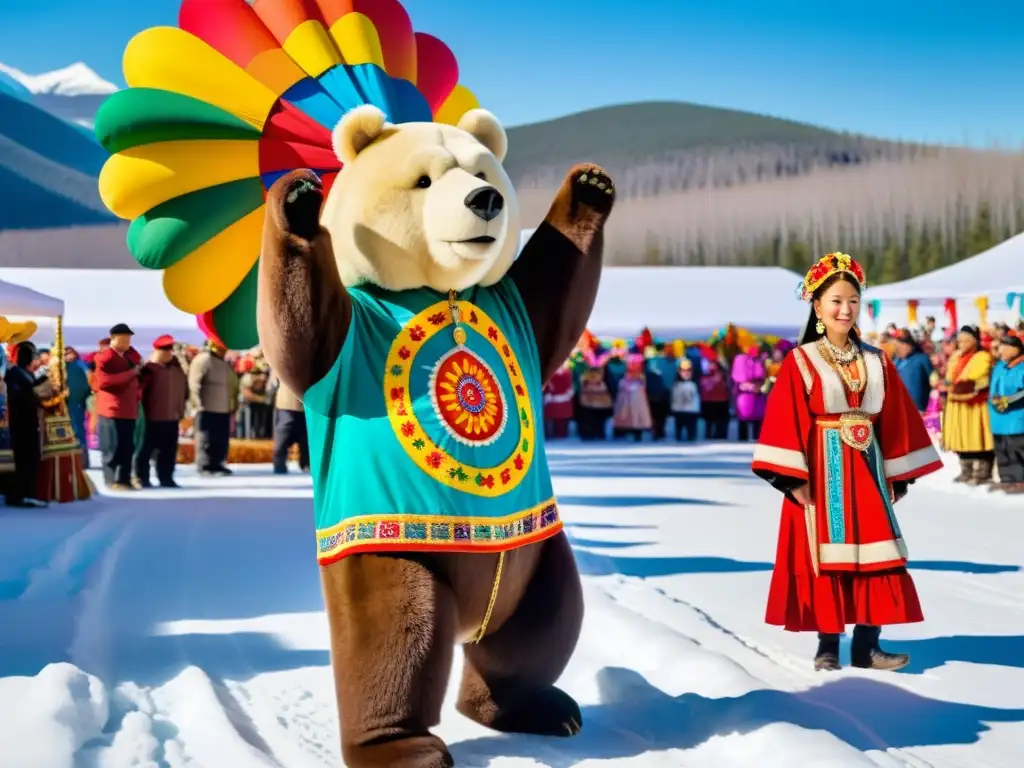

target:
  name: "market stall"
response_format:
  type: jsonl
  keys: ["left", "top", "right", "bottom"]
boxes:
{"left": 0, "top": 278, "right": 92, "bottom": 503}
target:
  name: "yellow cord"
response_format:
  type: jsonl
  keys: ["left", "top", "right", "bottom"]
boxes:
{"left": 473, "top": 550, "right": 505, "bottom": 643}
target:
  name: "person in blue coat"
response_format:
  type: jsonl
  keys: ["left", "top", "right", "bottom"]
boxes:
{"left": 63, "top": 347, "right": 92, "bottom": 469}
{"left": 893, "top": 329, "right": 933, "bottom": 412}
{"left": 988, "top": 334, "right": 1024, "bottom": 492}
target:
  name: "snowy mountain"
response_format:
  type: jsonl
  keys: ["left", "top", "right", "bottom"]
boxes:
{"left": 0, "top": 67, "right": 118, "bottom": 236}
{"left": 0, "top": 61, "right": 116, "bottom": 97}
{"left": 0, "top": 61, "right": 117, "bottom": 128}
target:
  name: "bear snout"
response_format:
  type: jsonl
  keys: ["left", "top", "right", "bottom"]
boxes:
{"left": 464, "top": 186, "right": 504, "bottom": 222}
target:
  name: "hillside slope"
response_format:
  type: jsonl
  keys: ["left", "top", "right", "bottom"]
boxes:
{"left": 0, "top": 90, "right": 114, "bottom": 231}
{"left": 502, "top": 101, "right": 897, "bottom": 187}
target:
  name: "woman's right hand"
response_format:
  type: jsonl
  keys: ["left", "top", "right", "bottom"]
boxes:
{"left": 791, "top": 483, "right": 812, "bottom": 506}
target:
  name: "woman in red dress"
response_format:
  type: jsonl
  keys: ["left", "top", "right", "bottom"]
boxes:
{"left": 752, "top": 253, "right": 943, "bottom": 671}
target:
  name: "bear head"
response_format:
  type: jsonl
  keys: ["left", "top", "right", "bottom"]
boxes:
{"left": 322, "top": 105, "right": 520, "bottom": 293}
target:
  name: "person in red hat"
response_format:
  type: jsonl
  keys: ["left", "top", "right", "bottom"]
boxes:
{"left": 134, "top": 334, "right": 188, "bottom": 488}
{"left": 92, "top": 323, "right": 143, "bottom": 490}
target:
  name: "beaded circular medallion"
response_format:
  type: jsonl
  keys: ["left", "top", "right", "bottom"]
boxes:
{"left": 429, "top": 348, "right": 508, "bottom": 446}
{"left": 383, "top": 299, "right": 536, "bottom": 497}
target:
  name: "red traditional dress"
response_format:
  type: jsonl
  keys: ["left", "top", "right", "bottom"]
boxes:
{"left": 752, "top": 341, "right": 943, "bottom": 633}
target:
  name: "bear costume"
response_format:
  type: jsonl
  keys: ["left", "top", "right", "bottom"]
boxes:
{"left": 257, "top": 104, "right": 614, "bottom": 767}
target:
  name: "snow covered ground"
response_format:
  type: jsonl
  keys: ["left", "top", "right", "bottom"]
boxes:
{"left": 0, "top": 442, "right": 1022, "bottom": 767}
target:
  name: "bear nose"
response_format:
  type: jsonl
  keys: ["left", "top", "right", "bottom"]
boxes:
{"left": 464, "top": 186, "right": 504, "bottom": 222}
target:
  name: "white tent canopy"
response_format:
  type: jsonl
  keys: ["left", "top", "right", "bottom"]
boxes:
{"left": 865, "top": 233, "right": 1024, "bottom": 302}
{"left": 518, "top": 229, "right": 807, "bottom": 339}
{"left": 0, "top": 277, "right": 64, "bottom": 318}
{"left": 0, "top": 268, "right": 203, "bottom": 349}
{"left": 587, "top": 266, "right": 806, "bottom": 339}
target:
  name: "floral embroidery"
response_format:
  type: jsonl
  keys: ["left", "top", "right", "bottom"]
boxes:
{"left": 383, "top": 299, "right": 538, "bottom": 498}
{"left": 429, "top": 349, "right": 508, "bottom": 446}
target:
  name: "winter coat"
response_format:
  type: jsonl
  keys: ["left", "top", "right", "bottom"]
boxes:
{"left": 188, "top": 350, "right": 240, "bottom": 414}
{"left": 91, "top": 347, "right": 143, "bottom": 420}
{"left": 542, "top": 367, "right": 575, "bottom": 421}
{"left": 141, "top": 359, "right": 189, "bottom": 422}
{"left": 989, "top": 357, "right": 1024, "bottom": 436}
{"left": 671, "top": 379, "right": 701, "bottom": 414}
{"left": 731, "top": 353, "right": 767, "bottom": 421}
{"left": 894, "top": 349, "right": 933, "bottom": 412}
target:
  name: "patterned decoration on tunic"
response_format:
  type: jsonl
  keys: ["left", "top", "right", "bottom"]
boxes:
{"left": 429, "top": 348, "right": 508, "bottom": 446}
{"left": 384, "top": 299, "right": 536, "bottom": 497}
{"left": 316, "top": 499, "right": 562, "bottom": 561}
{"left": 837, "top": 411, "right": 874, "bottom": 451}
{"left": 822, "top": 428, "right": 847, "bottom": 544}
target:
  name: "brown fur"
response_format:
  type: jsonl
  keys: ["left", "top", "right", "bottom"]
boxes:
{"left": 257, "top": 169, "right": 351, "bottom": 394}
{"left": 257, "top": 163, "right": 613, "bottom": 768}
{"left": 509, "top": 164, "right": 614, "bottom": 383}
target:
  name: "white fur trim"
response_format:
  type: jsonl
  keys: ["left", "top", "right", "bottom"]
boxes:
{"left": 752, "top": 444, "right": 808, "bottom": 474}
{"left": 544, "top": 390, "right": 575, "bottom": 404}
{"left": 860, "top": 347, "right": 885, "bottom": 415}
{"left": 800, "top": 342, "right": 883, "bottom": 415}
{"left": 792, "top": 349, "right": 813, "bottom": 393}
{"left": 819, "top": 537, "right": 909, "bottom": 566}
{"left": 801, "top": 343, "right": 849, "bottom": 413}
{"left": 884, "top": 445, "right": 941, "bottom": 479}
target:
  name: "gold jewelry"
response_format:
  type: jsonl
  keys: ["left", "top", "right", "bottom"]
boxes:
{"left": 815, "top": 317, "right": 825, "bottom": 334}
{"left": 816, "top": 339, "right": 865, "bottom": 392}
{"left": 447, "top": 289, "right": 467, "bottom": 347}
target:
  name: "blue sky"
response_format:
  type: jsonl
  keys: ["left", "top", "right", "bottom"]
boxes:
{"left": 1, "top": 0, "right": 1023, "bottom": 144}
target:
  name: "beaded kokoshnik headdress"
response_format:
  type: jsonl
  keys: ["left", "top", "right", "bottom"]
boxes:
{"left": 798, "top": 252, "right": 867, "bottom": 302}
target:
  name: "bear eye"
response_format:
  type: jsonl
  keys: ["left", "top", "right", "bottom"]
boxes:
{"left": 475, "top": 172, "right": 486, "bottom": 180}
{"left": 415, "top": 175, "right": 432, "bottom": 188}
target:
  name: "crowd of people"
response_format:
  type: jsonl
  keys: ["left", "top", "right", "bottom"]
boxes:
{"left": 542, "top": 315, "right": 1024, "bottom": 491}
{"left": 3, "top": 310, "right": 1024, "bottom": 508}
{"left": 1, "top": 324, "right": 310, "bottom": 505}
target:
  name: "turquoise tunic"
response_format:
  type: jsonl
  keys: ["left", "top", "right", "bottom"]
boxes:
{"left": 304, "top": 277, "right": 560, "bottom": 564}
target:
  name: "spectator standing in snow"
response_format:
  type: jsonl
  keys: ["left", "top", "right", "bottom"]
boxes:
{"left": 135, "top": 335, "right": 189, "bottom": 488}
{"left": 92, "top": 324, "right": 142, "bottom": 491}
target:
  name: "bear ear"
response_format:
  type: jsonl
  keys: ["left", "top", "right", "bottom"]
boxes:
{"left": 456, "top": 109, "right": 508, "bottom": 163}
{"left": 332, "top": 105, "right": 390, "bottom": 164}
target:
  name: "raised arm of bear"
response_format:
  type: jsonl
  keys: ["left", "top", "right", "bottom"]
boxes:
{"left": 257, "top": 170, "right": 351, "bottom": 398}
{"left": 509, "top": 165, "right": 615, "bottom": 384}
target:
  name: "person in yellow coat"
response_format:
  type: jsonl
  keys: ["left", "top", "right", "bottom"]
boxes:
{"left": 943, "top": 325, "right": 995, "bottom": 484}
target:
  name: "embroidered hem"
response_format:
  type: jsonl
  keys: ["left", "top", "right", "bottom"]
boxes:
{"left": 316, "top": 498, "right": 562, "bottom": 564}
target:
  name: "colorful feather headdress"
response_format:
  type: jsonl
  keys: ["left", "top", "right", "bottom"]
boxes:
{"left": 798, "top": 252, "right": 866, "bottom": 302}
{"left": 94, "top": 0, "right": 484, "bottom": 350}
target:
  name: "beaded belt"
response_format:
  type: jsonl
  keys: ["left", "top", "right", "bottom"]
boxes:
{"left": 816, "top": 410, "right": 874, "bottom": 451}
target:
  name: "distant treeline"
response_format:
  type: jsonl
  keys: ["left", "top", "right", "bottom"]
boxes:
{"left": 515, "top": 144, "right": 1024, "bottom": 283}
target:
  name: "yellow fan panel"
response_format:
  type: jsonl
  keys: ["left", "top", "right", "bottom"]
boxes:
{"left": 162, "top": 206, "right": 265, "bottom": 315}
{"left": 282, "top": 20, "right": 343, "bottom": 78}
{"left": 98, "top": 140, "right": 259, "bottom": 221}
{"left": 123, "top": 27, "right": 279, "bottom": 130}
{"left": 434, "top": 85, "right": 480, "bottom": 126}
{"left": 246, "top": 47, "right": 306, "bottom": 97}
{"left": 330, "top": 13, "right": 385, "bottom": 69}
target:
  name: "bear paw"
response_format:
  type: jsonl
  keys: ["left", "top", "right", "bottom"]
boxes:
{"left": 487, "top": 686, "right": 583, "bottom": 738}
{"left": 571, "top": 166, "right": 615, "bottom": 215}
{"left": 279, "top": 171, "right": 323, "bottom": 242}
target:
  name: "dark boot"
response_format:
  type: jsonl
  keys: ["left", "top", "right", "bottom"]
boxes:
{"left": 851, "top": 625, "right": 909, "bottom": 671}
{"left": 953, "top": 457, "right": 973, "bottom": 483}
{"left": 814, "top": 633, "right": 841, "bottom": 671}
{"left": 968, "top": 459, "right": 994, "bottom": 486}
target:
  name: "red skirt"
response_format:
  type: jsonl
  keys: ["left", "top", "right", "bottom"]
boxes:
{"left": 766, "top": 501, "right": 923, "bottom": 633}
